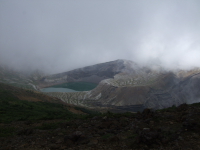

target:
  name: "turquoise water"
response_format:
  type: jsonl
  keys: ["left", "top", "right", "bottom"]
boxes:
{"left": 51, "top": 82, "right": 97, "bottom": 91}
{"left": 40, "top": 82, "right": 98, "bottom": 93}
{"left": 40, "top": 87, "right": 77, "bottom": 93}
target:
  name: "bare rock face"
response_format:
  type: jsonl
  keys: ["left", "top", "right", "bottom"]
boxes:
{"left": 38, "top": 59, "right": 127, "bottom": 88}
{"left": 86, "top": 83, "right": 150, "bottom": 106}
{"left": 144, "top": 72, "right": 200, "bottom": 109}
{"left": 37, "top": 59, "right": 200, "bottom": 110}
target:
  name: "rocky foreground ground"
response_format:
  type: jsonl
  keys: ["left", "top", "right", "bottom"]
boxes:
{"left": 1, "top": 103, "right": 200, "bottom": 150}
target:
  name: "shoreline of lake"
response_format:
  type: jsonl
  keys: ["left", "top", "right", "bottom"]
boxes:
{"left": 40, "top": 87, "right": 77, "bottom": 93}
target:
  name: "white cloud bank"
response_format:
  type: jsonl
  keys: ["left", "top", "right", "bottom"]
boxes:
{"left": 0, "top": 0, "right": 200, "bottom": 73}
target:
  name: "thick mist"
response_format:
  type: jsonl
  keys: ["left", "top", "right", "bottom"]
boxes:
{"left": 0, "top": 0, "right": 200, "bottom": 74}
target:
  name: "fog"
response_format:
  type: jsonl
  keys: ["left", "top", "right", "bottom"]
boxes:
{"left": 0, "top": 0, "right": 200, "bottom": 74}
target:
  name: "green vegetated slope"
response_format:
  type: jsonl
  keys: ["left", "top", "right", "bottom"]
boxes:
{"left": 51, "top": 82, "right": 98, "bottom": 91}
{"left": 1, "top": 83, "right": 200, "bottom": 150}
{"left": 0, "top": 91, "right": 76, "bottom": 122}
{"left": 0, "top": 83, "right": 98, "bottom": 123}
{"left": 0, "top": 90, "right": 74, "bottom": 123}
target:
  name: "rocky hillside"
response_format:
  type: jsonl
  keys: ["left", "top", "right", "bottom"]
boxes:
{"left": 85, "top": 69, "right": 200, "bottom": 110}
{"left": 37, "top": 59, "right": 143, "bottom": 88}
{"left": 0, "top": 83, "right": 94, "bottom": 118}
{"left": 38, "top": 60, "right": 200, "bottom": 110}
{"left": 1, "top": 103, "right": 200, "bottom": 150}
{"left": 1, "top": 62, "right": 200, "bottom": 149}
{"left": 2, "top": 59, "right": 200, "bottom": 111}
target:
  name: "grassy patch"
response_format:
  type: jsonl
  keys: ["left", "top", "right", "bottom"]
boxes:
{"left": 0, "top": 90, "right": 77, "bottom": 123}
{"left": 0, "top": 126, "right": 16, "bottom": 137}
{"left": 74, "top": 106, "right": 100, "bottom": 116}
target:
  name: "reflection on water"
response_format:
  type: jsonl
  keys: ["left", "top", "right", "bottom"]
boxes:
{"left": 40, "top": 87, "right": 77, "bottom": 93}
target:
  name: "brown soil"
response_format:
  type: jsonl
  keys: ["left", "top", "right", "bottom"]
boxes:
{"left": 67, "top": 107, "right": 86, "bottom": 115}
{"left": 17, "top": 96, "right": 43, "bottom": 102}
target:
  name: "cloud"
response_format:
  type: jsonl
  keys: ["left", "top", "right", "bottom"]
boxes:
{"left": 0, "top": 0, "right": 200, "bottom": 73}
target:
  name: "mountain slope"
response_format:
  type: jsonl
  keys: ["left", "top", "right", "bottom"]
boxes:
{"left": 0, "top": 83, "right": 98, "bottom": 123}
{"left": 37, "top": 59, "right": 141, "bottom": 88}
{"left": 144, "top": 71, "right": 200, "bottom": 109}
{"left": 38, "top": 59, "right": 200, "bottom": 111}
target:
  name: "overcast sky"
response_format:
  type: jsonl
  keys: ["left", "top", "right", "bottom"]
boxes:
{"left": 0, "top": 0, "right": 200, "bottom": 74}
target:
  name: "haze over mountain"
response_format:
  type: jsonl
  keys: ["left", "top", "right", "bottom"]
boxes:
{"left": 35, "top": 59, "right": 200, "bottom": 111}
{"left": 1, "top": 64, "right": 200, "bottom": 150}
{"left": 1, "top": 0, "right": 200, "bottom": 74}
